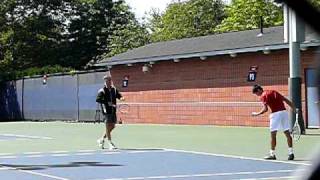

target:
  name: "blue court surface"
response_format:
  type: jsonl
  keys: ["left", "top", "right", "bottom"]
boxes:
{"left": 0, "top": 149, "right": 308, "bottom": 180}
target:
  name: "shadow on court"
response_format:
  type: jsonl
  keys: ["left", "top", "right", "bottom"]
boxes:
{"left": 0, "top": 149, "right": 308, "bottom": 180}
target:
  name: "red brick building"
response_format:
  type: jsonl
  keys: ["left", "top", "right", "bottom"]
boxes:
{"left": 96, "top": 26, "right": 320, "bottom": 128}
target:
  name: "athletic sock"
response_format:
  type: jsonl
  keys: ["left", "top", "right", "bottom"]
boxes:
{"left": 288, "top": 148, "right": 294, "bottom": 155}
{"left": 270, "top": 150, "right": 275, "bottom": 156}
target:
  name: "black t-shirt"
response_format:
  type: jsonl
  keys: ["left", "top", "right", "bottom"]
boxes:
{"left": 96, "top": 86, "right": 122, "bottom": 114}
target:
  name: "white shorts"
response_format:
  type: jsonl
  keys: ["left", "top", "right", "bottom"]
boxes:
{"left": 269, "top": 110, "right": 290, "bottom": 132}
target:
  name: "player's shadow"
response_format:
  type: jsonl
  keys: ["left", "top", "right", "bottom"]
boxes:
{"left": 0, "top": 161, "right": 123, "bottom": 171}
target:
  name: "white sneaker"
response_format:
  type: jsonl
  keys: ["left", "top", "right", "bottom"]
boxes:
{"left": 97, "top": 138, "right": 104, "bottom": 149}
{"left": 108, "top": 142, "right": 117, "bottom": 150}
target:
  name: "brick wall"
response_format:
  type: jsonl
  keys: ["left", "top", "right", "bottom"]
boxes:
{"left": 109, "top": 49, "right": 316, "bottom": 126}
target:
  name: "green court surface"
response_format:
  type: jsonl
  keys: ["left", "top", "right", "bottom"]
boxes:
{"left": 0, "top": 121, "right": 319, "bottom": 161}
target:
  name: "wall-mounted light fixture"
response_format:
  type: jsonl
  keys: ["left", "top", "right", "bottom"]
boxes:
{"left": 173, "top": 58, "right": 180, "bottom": 63}
{"left": 200, "top": 56, "right": 207, "bottom": 60}
{"left": 263, "top": 48, "right": 271, "bottom": 55}
{"left": 127, "top": 63, "right": 133, "bottom": 67}
{"left": 300, "top": 46, "right": 308, "bottom": 51}
{"left": 229, "top": 52, "right": 237, "bottom": 58}
{"left": 149, "top": 61, "right": 156, "bottom": 65}
{"left": 142, "top": 64, "right": 152, "bottom": 73}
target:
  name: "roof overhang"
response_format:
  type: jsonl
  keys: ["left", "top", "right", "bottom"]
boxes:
{"left": 94, "top": 41, "right": 320, "bottom": 67}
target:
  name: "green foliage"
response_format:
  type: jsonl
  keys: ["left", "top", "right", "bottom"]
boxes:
{"left": 0, "top": 0, "right": 149, "bottom": 81}
{"left": 103, "top": 2, "right": 150, "bottom": 58}
{"left": 148, "top": 0, "right": 226, "bottom": 42}
{"left": 215, "top": 0, "right": 283, "bottom": 33}
{"left": 0, "top": 65, "right": 73, "bottom": 82}
{"left": 308, "top": 0, "right": 320, "bottom": 9}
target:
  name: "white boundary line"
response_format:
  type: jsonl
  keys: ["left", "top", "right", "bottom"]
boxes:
{"left": 0, "top": 165, "right": 70, "bottom": 180}
{"left": 0, "top": 148, "right": 304, "bottom": 180}
{"left": 237, "top": 176, "right": 294, "bottom": 180}
{"left": 164, "top": 148, "right": 311, "bottom": 166}
{"left": 98, "top": 170, "right": 298, "bottom": 180}
{"left": 0, "top": 148, "right": 167, "bottom": 158}
{"left": 0, "top": 133, "right": 52, "bottom": 140}
{"left": 0, "top": 148, "right": 311, "bottom": 166}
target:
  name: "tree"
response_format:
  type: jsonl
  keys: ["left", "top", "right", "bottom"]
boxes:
{"left": 102, "top": 1, "right": 150, "bottom": 59}
{"left": 147, "top": 0, "right": 226, "bottom": 42}
{"left": 215, "top": 0, "right": 283, "bottom": 33}
{"left": 308, "top": 0, "right": 320, "bottom": 9}
{"left": 0, "top": 0, "right": 149, "bottom": 73}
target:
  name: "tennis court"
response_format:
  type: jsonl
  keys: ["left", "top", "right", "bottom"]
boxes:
{"left": 0, "top": 122, "right": 318, "bottom": 180}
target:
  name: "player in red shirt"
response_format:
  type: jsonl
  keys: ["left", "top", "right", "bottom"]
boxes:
{"left": 251, "top": 84, "right": 296, "bottom": 160}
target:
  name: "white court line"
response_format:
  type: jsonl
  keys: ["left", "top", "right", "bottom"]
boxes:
{"left": 127, "top": 150, "right": 166, "bottom": 154}
{"left": 237, "top": 176, "right": 294, "bottom": 180}
{"left": 23, "top": 152, "right": 43, "bottom": 155}
{"left": 0, "top": 148, "right": 166, "bottom": 157}
{"left": 0, "top": 165, "right": 69, "bottom": 180}
{"left": 101, "top": 152, "right": 121, "bottom": 155}
{"left": 0, "top": 133, "right": 52, "bottom": 140}
{"left": 0, "top": 153, "right": 14, "bottom": 156}
{"left": 98, "top": 169, "right": 298, "bottom": 180}
{"left": 51, "top": 154, "right": 69, "bottom": 157}
{"left": 52, "top": 151, "right": 69, "bottom": 154}
{"left": 26, "top": 155, "right": 44, "bottom": 158}
{"left": 77, "top": 150, "right": 97, "bottom": 153}
{"left": 74, "top": 153, "right": 94, "bottom": 156}
{"left": 0, "top": 156, "right": 17, "bottom": 159}
{"left": 164, "top": 148, "right": 311, "bottom": 166}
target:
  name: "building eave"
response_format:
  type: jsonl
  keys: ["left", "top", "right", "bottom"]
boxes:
{"left": 94, "top": 41, "right": 320, "bottom": 67}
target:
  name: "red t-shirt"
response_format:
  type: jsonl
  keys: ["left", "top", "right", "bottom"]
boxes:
{"left": 260, "top": 90, "right": 286, "bottom": 113}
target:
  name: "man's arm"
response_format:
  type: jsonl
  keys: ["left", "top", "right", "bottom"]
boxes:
{"left": 115, "top": 88, "right": 125, "bottom": 101}
{"left": 283, "top": 96, "right": 296, "bottom": 113}
{"left": 251, "top": 103, "right": 268, "bottom": 116}
{"left": 100, "top": 104, "right": 107, "bottom": 114}
{"left": 96, "top": 89, "right": 106, "bottom": 114}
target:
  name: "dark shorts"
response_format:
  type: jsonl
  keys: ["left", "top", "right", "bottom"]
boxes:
{"left": 104, "top": 113, "right": 117, "bottom": 124}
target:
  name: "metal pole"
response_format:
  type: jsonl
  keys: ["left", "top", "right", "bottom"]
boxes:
{"left": 288, "top": 7, "right": 306, "bottom": 134}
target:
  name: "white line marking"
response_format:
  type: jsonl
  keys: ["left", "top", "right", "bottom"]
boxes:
{"left": 0, "top": 153, "right": 13, "bottom": 156}
{"left": 101, "top": 152, "right": 121, "bottom": 155}
{"left": 51, "top": 154, "right": 69, "bottom": 157}
{"left": 164, "top": 148, "right": 311, "bottom": 165}
{"left": 52, "top": 151, "right": 69, "bottom": 154}
{"left": 127, "top": 150, "right": 165, "bottom": 154}
{"left": 0, "top": 165, "right": 69, "bottom": 180}
{"left": 26, "top": 155, "right": 44, "bottom": 158}
{"left": 17, "top": 169, "right": 70, "bottom": 180}
{"left": 23, "top": 152, "right": 42, "bottom": 155}
{"left": 0, "top": 167, "right": 13, "bottom": 170}
{"left": 77, "top": 150, "right": 96, "bottom": 153}
{"left": 0, "top": 133, "right": 52, "bottom": 140}
{"left": 146, "top": 176, "right": 168, "bottom": 179}
{"left": 0, "top": 156, "right": 17, "bottom": 159}
{"left": 100, "top": 170, "right": 298, "bottom": 180}
{"left": 237, "top": 176, "right": 294, "bottom": 180}
{"left": 74, "top": 153, "right": 94, "bottom": 156}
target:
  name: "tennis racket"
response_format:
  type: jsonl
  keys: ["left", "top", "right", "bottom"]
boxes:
{"left": 94, "top": 103, "right": 104, "bottom": 123}
{"left": 117, "top": 104, "right": 130, "bottom": 114}
{"left": 291, "top": 108, "right": 301, "bottom": 142}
